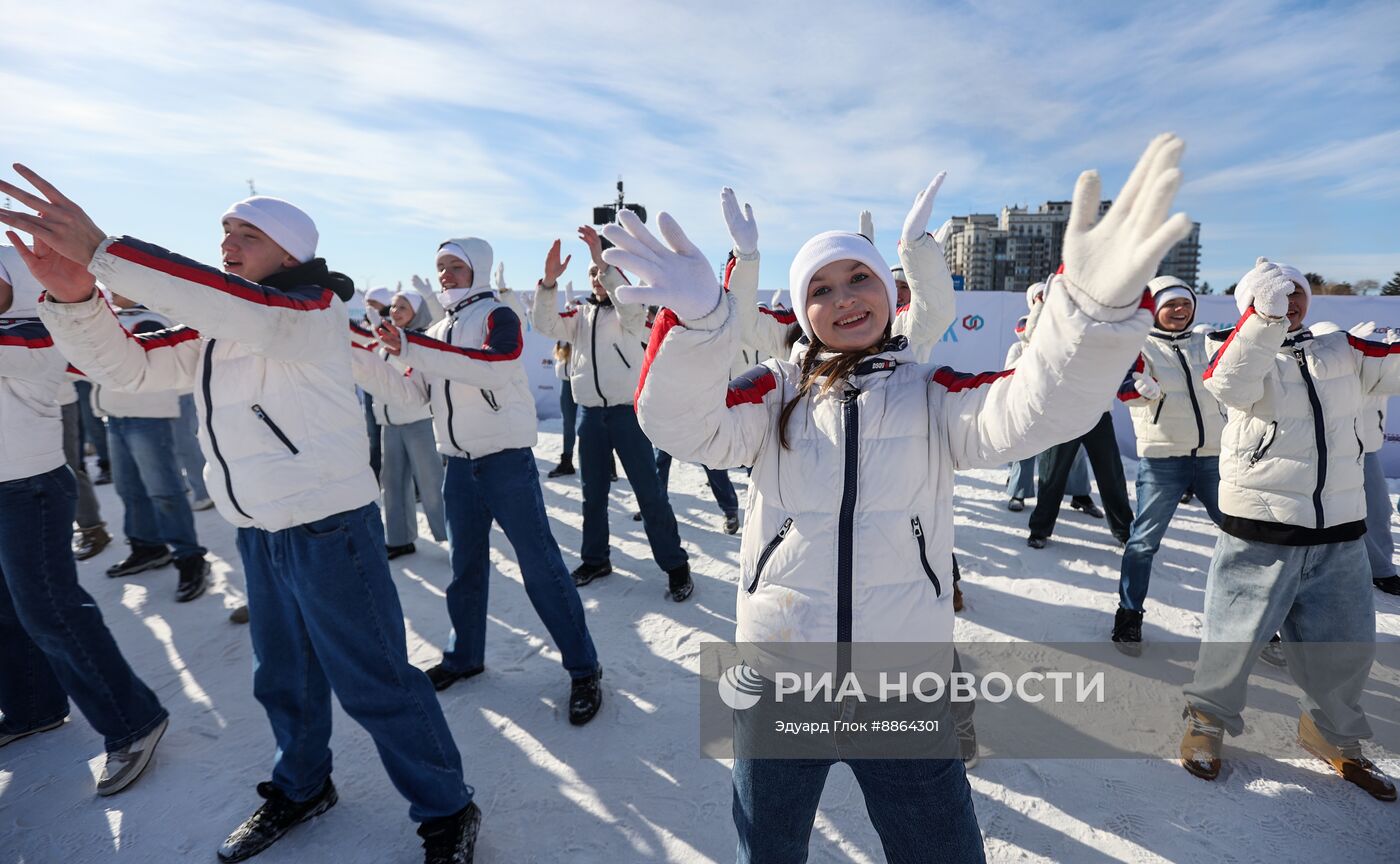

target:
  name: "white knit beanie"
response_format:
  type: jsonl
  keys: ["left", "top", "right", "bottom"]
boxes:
{"left": 221, "top": 196, "right": 319, "bottom": 264}
{"left": 787, "top": 231, "right": 897, "bottom": 340}
{"left": 0, "top": 245, "right": 42, "bottom": 318}
{"left": 1026, "top": 281, "right": 1047, "bottom": 308}
{"left": 1234, "top": 259, "right": 1309, "bottom": 315}
{"left": 393, "top": 289, "right": 425, "bottom": 312}
{"left": 365, "top": 286, "right": 394, "bottom": 307}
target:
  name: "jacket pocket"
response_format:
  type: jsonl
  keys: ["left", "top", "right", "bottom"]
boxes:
{"left": 746, "top": 518, "right": 793, "bottom": 594}
{"left": 1151, "top": 394, "right": 1167, "bottom": 425}
{"left": 910, "top": 516, "right": 942, "bottom": 597}
{"left": 1247, "top": 421, "right": 1277, "bottom": 466}
{"left": 250, "top": 404, "right": 300, "bottom": 455}
{"left": 613, "top": 344, "right": 632, "bottom": 369}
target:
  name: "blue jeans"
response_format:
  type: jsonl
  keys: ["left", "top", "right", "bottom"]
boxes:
{"left": 1362, "top": 450, "right": 1393, "bottom": 579}
{"left": 560, "top": 379, "right": 578, "bottom": 460}
{"left": 1184, "top": 532, "right": 1376, "bottom": 743}
{"left": 108, "top": 416, "right": 205, "bottom": 561}
{"left": 237, "top": 502, "right": 470, "bottom": 820}
{"left": 1006, "top": 446, "right": 1090, "bottom": 500}
{"left": 74, "top": 379, "right": 110, "bottom": 470}
{"left": 655, "top": 448, "right": 739, "bottom": 517}
{"left": 578, "top": 405, "right": 687, "bottom": 571}
{"left": 174, "top": 393, "right": 208, "bottom": 500}
{"left": 733, "top": 757, "right": 985, "bottom": 863}
{"left": 1118, "top": 455, "right": 1222, "bottom": 612}
{"left": 0, "top": 466, "right": 167, "bottom": 752}
{"left": 381, "top": 419, "right": 447, "bottom": 547}
{"left": 441, "top": 449, "right": 599, "bottom": 679}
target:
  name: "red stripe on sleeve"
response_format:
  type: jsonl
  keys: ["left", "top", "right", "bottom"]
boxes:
{"left": 1202, "top": 307, "right": 1256, "bottom": 382}
{"left": 106, "top": 241, "right": 333, "bottom": 312}
{"left": 634, "top": 308, "right": 682, "bottom": 407}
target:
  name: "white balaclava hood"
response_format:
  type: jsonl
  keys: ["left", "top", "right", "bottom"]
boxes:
{"left": 436, "top": 237, "right": 493, "bottom": 307}
{"left": 0, "top": 245, "right": 45, "bottom": 318}
{"left": 787, "top": 231, "right": 897, "bottom": 341}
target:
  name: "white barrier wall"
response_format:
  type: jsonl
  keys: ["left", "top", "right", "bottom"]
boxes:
{"left": 519, "top": 292, "right": 1400, "bottom": 476}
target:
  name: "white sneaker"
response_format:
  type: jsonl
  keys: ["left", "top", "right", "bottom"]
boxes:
{"left": 191, "top": 497, "right": 216, "bottom": 511}
{"left": 97, "top": 715, "right": 169, "bottom": 796}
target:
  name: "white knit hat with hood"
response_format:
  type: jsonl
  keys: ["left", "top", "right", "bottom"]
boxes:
{"left": 0, "top": 245, "right": 44, "bottom": 318}
{"left": 1147, "top": 275, "right": 1197, "bottom": 329}
{"left": 787, "top": 231, "right": 897, "bottom": 341}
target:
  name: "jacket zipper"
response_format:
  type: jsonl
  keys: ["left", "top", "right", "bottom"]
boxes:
{"left": 1293, "top": 345, "right": 1327, "bottom": 528}
{"left": 1151, "top": 394, "right": 1167, "bottom": 425}
{"left": 590, "top": 307, "right": 608, "bottom": 406}
{"left": 442, "top": 314, "right": 466, "bottom": 452}
{"left": 837, "top": 388, "right": 860, "bottom": 644}
{"left": 746, "top": 518, "right": 793, "bottom": 594}
{"left": 1249, "top": 421, "right": 1278, "bottom": 465}
{"left": 1172, "top": 343, "right": 1206, "bottom": 453}
{"left": 910, "top": 516, "right": 942, "bottom": 597}
{"left": 250, "top": 404, "right": 300, "bottom": 454}
{"left": 202, "top": 340, "right": 251, "bottom": 520}
{"left": 480, "top": 390, "right": 500, "bottom": 412}
{"left": 1353, "top": 419, "right": 1364, "bottom": 463}
{"left": 613, "top": 343, "right": 631, "bottom": 369}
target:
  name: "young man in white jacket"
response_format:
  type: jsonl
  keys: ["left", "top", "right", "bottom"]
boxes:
{"left": 1112, "top": 277, "right": 1225, "bottom": 651}
{"left": 1342, "top": 321, "right": 1400, "bottom": 596}
{"left": 2, "top": 171, "right": 482, "bottom": 863}
{"left": 605, "top": 135, "right": 1192, "bottom": 861}
{"left": 352, "top": 236, "right": 603, "bottom": 724}
{"left": 1179, "top": 258, "right": 1397, "bottom": 802}
{"left": 531, "top": 227, "right": 693, "bottom": 601}
{"left": 0, "top": 244, "right": 170, "bottom": 796}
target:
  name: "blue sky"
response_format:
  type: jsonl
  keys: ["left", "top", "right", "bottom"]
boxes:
{"left": 3, "top": 0, "right": 1398, "bottom": 297}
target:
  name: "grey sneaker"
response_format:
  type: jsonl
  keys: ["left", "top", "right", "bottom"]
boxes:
{"left": 97, "top": 714, "right": 169, "bottom": 796}
{"left": 0, "top": 716, "right": 66, "bottom": 748}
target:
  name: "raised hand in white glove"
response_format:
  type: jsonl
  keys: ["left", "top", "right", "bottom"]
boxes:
{"left": 900, "top": 172, "right": 946, "bottom": 248}
{"left": 1133, "top": 372, "right": 1163, "bottom": 400}
{"left": 859, "top": 210, "right": 874, "bottom": 244}
{"left": 1241, "top": 257, "right": 1296, "bottom": 319}
{"left": 601, "top": 209, "right": 721, "bottom": 323}
{"left": 494, "top": 262, "right": 509, "bottom": 293}
{"left": 1349, "top": 321, "right": 1376, "bottom": 339}
{"left": 721, "top": 187, "right": 758, "bottom": 258}
{"left": 564, "top": 280, "right": 575, "bottom": 305}
{"left": 1061, "top": 133, "right": 1193, "bottom": 319}
{"left": 896, "top": 173, "right": 954, "bottom": 295}
{"left": 411, "top": 274, "right": 434, "bottom": 295}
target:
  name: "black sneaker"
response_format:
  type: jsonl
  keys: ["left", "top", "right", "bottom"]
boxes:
{"left": 632, "top": 512, "right": 643, "bottom": 522}
{"left": 425, "top": 663, "right": 485, "bottom": 692}
{"left": 572, "top": 561, "right": 612, "bottom": 587}
{"left": 665, "top": 564, "right": 693, "bottom": 602}
{"left": 1179, "top": 490, "right": 1194, "bottom": 505}
{"left": 174, "top": 556, "right": 209, "bottom": 603}
{"left": 569, "top": 666, "right": 603, "bottom": 726}
{"left": 1111, "top": 608, "right": 1144, "bottom": 656}
{"left": 547, "top": 459, "right": 575, "bottom": 478}
{"left": 1113, "top": 531, "right": 1131, "bottom": 547}
{"left": 723, "top": 514, "right": 740, "bottom": 535}
{"left": 418, "top": 801, "right": 482, "bottom": 864}
{"left": 386, "top": 543, "right": 417, "bottom": 560}
{"left": 217, "top": 778, "right": 338, "bottom": 863}
{"left": 94, "top": 467, "right": 113, "bottom": 486}
{"left": 1259, "top": 633, "right": 1287, "bottom": 668}
{"left": 1374, "top": 575, "right": 1400, "bottom": 596}
{"left": 1026, "top": 536, "right": 1048, "bottom": 549}
{"left": 1006, "top": 497, "right": 1025, "bottom": 512}
{"left": 106, "top": 544, "right": 172, "bottom": 578}
{"left": 1070, "top": 496, "right": 1104, "bottom": 519}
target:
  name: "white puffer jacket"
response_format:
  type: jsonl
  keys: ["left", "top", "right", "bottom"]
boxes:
{"left": 1204, "top": 308, "right": 1400, "bottom": 542}
{"left": 729, "top": 235, "right": 954, "bottom": 366}
{"left": 1120, "top": 329, "right": 1225, "bottom": 458}
{"left": 636, "top": 279, "right": 1150, "bottom": 673}
{"left": 1315, "top": 322, "right": 1392, "bottom": 454}
{"left": 41, "top": 236, "right": 377, "bottom": 532}
{"left": 531, "top": 266, "right": 648, "bottom": 408}
{"left": 352, "top": 290, "right": 537, "bottom": 459}
{"left": 0, "top": 246, "right": 66, "bottom": 483}
{"left": 85, "top": 307, "right": 182, "bottom": 419}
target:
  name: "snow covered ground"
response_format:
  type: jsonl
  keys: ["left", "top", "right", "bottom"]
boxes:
{"left": 3, "top": 423, "right": 1397, "bottom": 863}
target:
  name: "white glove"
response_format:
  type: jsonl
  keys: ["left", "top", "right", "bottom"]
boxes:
{"left": 1385, "top": 328, "right": 1400, "bottom": 345}
{"left": 900, "top": 172, "right": 946, "bottom": 247}
{"left": 493, "top": 262, "right": 509, "bottom": 293}
{"left": 1061, "top": 133, "right": 1193, "bottom": 318}
{"left": 564, "top": 280, "right": 575, "bottom": 305}
{"left": 859, "top": 210, "right": 874, "bottom": 244}
{"left": 769, "top": 288, "right": 783, "bottom": 308}
{"left": 721, "top": 187, "right": 758, "bottom": 257}
{"left": 1133, "top": 372, "right": 1162, "bottom": 400}
{"left": 1241, "top": 257, "right": 1295, "bottom": 319}
{"left": 601, "top": 209, "right": 722, "bottom": 322}
{"left": 1349, "top": 321, "right": 1376, "bottom": 339}
{"left": 411, "top": 274, "right": 434, "bottom": 295}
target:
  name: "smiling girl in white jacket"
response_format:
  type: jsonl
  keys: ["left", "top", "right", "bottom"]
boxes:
{"left": 601, "top": 136, "right": 1193, "bottom": 863}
